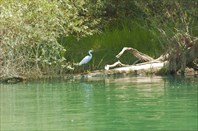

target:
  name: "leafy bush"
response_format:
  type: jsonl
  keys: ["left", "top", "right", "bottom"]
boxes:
{"left": 0, "top": 0, "right": 100, "bottom": 78}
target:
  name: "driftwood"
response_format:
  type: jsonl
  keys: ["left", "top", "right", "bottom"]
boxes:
{"left": 105, "top": 44, "right": 198, "bottom": 75}
{"left": 0, "top": 76, "right": 26, "bottom": 84}
{"left": 116, "top": 47, "right": 154, "bottom": 62}
{"left": 105, "top": 60, "right": 129, "bottom": 70}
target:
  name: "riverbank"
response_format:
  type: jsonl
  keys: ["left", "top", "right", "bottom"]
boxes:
{"left": 1, "top": 67, "right": 197, "bottom": 84}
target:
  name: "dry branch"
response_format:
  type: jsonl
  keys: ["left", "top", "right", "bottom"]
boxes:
{"left": 105, "top": 60, "right": 129, "bottom": 70}
{"left": 116, "top": 47, "right": 154, "bottom": 62}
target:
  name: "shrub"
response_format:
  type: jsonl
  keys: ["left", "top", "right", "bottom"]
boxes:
{"left": 0, "top": 0, "right": 100, "bottom": 78}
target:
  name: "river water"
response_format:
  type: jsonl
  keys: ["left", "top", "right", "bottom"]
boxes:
{"left": 0, "top": 76, "right": 197, "bottom": 131}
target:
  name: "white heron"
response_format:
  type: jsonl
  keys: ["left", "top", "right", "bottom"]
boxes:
{"left": 79, "top": 50, "right": 93, "bottom": 66}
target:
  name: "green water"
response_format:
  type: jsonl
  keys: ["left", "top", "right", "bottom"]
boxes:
{"left": 0, "top": 76, "right": 197, "bottom": 131}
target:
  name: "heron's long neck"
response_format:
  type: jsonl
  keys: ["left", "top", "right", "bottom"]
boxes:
{"left": 89, "top": 52, "right": 92, "bottom": 57}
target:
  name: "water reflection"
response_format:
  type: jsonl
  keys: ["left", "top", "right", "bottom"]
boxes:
{"left": 0, "top": 76, "right": 197, "bottom": 131}
{"left": 105, "top": 76, "right": 165, "bottom": 98}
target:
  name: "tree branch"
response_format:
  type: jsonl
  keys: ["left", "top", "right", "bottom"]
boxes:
{"left": 116, "top": 47, "right": 154, "bottom": 62}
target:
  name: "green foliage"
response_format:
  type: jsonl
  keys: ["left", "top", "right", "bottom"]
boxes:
{"left": 62, "top": 0, "right": 198, "bottom": 73}
{"left": 0, "top": 0, "right": 100, "bottom": 78}
{"left": 63, "top": 20, "right": 161, "bottom": 72}
{"left": 1, "top": 0, "right": 197, "bottom": 77}
{"left": 135, "top": 0, "right": 198, "bottom": 73}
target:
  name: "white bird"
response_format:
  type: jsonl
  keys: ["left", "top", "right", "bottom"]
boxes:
{"left": 79, "top": 50, "right": 93, "bottom": 66}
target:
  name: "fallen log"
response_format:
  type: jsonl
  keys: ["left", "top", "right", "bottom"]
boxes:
{"left": 105, "top": 60, "right": 169, "bottom": 75}
{"left": 0, "top": 76, "right": 26, "bottom": 84}
{"left": 105, "top": 44, "right": 198, "bottom": 75}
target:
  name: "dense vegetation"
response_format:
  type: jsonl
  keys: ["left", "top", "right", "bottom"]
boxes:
{"left": 0, "top": 0, "right": 197, "bottom": 79}
{"left": 0, "top": 0, "right": 100, "bottom": 78}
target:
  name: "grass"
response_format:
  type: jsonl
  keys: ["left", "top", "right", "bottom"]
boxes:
{"left": 60, "top": 20, "right": 162, "bottom": 72}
